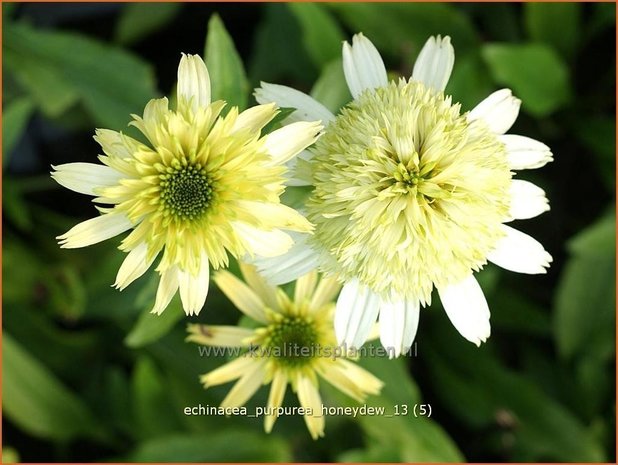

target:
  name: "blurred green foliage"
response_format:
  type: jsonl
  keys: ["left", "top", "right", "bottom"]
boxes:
{"left": 2, "top": 2, "right": 615, "bottom": 463}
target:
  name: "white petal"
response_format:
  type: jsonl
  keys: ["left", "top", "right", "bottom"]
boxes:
{"left": 113, "top": 242, "right": 157, "bottom": 290}
{"left": 177, "top": 255, "right": 210, "bottom": 316}
{"left": 342, "top": 33, "right": 388, "bottom": 99}
{"left": 487, "top": 225, "right": 553, "bottom": 274}
{"left": 263, "top": 121, "right": 323, "bottom": 166}
{"left": 411, "top": 35, "right": 455, "bottom": 92}
{"left": 57, "top": 213, "right": 133, "bottom": 249}
{"left": 151, "top": 267, "right": 180, "bottom": 315}
{"left": 379, "top": 297, "right": 420, "bottom": 358}
{"left": 220, "top": 359, "right": 266, "bottom": 409}
{"left": 51, "top": 163, "right": 124, "bottom": 196}
{"left": 501, "top": 134, "right": 554, "bottom": 170}
{"left": 255, "top": 83, "right": 335, "bottom": 124}
{"left": 250, "top": 232, "right": 321, "bottom": 285}
{"left": 186, "top": 324, "right": 254, "bottom": 347}
{"left": 335, "top": 280, "right": 380, "bottom": 348}
{"left": 438, "top": 275, "right": 491, "bottom": 346}
{"left": 508, "top": 180, "right": 550, "bottom": 220}
{"left": 177, "top": 54, "right": 211, "bottom": 111}
{"left": 233, "top": 222, "right": 294, "bottom": 258}
{"left": 296, "top": 374, "right": 324, "bottom": 440}
{"left": 468, "top": 89, "right": 521, "bottom": 134}
{"left": 232, "top": 102, "right": 278, "bottom": 135}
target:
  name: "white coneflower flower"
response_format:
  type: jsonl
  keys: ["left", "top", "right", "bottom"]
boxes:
{"left": 52, "top": 54, "right": 322, "bottom": 316}
{"left": 254, "top": 34, "right": 553, "bottom": 355}
{"left": 187, "top": 263, "right": 383, "bottom": 439}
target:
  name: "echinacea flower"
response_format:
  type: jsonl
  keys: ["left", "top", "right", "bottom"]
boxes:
{"left": 254, "top": 34, "right": 553, "bottom": 356}
{"left": 187, "top": 263, "right": 383, "bottom": 439}
{"left": 52, "top": 54, "right": 322, "bottom": 316}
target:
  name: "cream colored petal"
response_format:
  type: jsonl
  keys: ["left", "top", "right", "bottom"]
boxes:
{"left": 239, "top": 262, "right": 279, "bottom": 311}
{"left": 309, "top": 275, "right": 341, "bottom": 312}
{"left": 233, "top": 222, "right": 295, "bottom": 258}
{"left": 337, "top": 359, "right": 383, "bottom": 395}
{"left": 501, "top": 134, "right": 554, "bottom": 170}
{"left": 151, "top": 267, "right": 180, "bottom": 315}
{"left": 186, "top": 324, "right": 254, "bottom": 347}
{"left": 220, "top": 359, "right": 266, "bottom": 408}
{"left": 255, "top": 83, "right": 335, "bottom": 124}
{"left": 113, "top": 242, "right": 157, "bottom": 291}
{"left": 263, "top": 121, "right": 323, "bottom": 166}
{"left": 94, "top": 129, "right": 141, "bottom": 159}
{"left": 264, "top": 370, "right": 288, "bottom": 433}
{"left": 200, "top": 355, "right": 257, "bottom": 387}
{"left": 411, "top": 35, "right": 455, "bottom": 92}
{"left": 294, "top": 271, "right": 318, "bottom": 304}
{"left": 234, "top": 201, "right": 313, "bottom": 231}
{"left": 468, "top": 89, "right": 521, "bottom": 134}
{"left": 214, "top": 270, "right": 268, "bottom": 323}
{"left": 296, "top": 374, "right": 325, "bottom": 440}
{"left": 57, "top": 213, "right": 133, "bottom": 249}
{"left": 232, "top": 102, "right": 278, "bottom": 135}
{"left": 177, "top": 255, "right": 210, "bottom": 316}
{"left": 343, "top": 33, "right": 388, "bottom": 99}
{"left": 316, "top": 362, "right": 367, "bottom": 403}
{"left": 335, "top": 279, "right": 380, "bottom": 348}
{"left": 51, "top": 162, "right": 124, "bottom": 196}
{"left": 508, "top": 179, "right": 550, "bottom": 220}
{"left": 177, "top": 53, "right": 211, "bottom": 111}
{"left": 487, "top": 225, "right": 553, "bottom": 274}
{"left": 438, "top": 275, "right": 491, "bottom": 347}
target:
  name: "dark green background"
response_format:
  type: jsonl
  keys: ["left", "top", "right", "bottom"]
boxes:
{"left": 2, "top": 2, "right": 616, "bottom": 462}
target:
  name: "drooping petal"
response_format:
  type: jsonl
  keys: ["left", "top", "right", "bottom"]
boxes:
{"left": 468, "top": 89, "right": 521, "bottom": 134}
{"left": 151, "top": 267, "right": 180, "bottom": 315}
{"left": 177, "top": 53, "right": 211, "bottom": 111}
{"left": 508, "top": 179, "right": 550, "bottom": 220}
{"left": 233, "top": 222, "right": 295, "bottom": 258}
{"left": 264, "top": 370, "right": 288, "bottom": 433}
{"left": 51, "top": 163, "right": 124, "bottom": 196}
{"left": 57, "top": 213, "right": 133, "bottom": 249}
{"left": 220, "top": 359, "right": 266, "bottom": 408}
{"left": 177, "top": 254, "right": 210, "bottom": 316}
{"left": 296, "top": 374, "right": 325, "bottom": 440}
{"left": 255, "top": 83, "right": 335, "bottom": 124}
{"left": 263, "top": 121, "right": 323, "bottom": 166}
{"left": 342, "top": 33, "right": 388, "bottom": 99}
{"left": 232, "top": 102, "right": 278, "bottom": 135}
{"left": 500, "top": 134, "right": 554, "bottom": 170}
{"left": 438, "top": 275, "right": 491, "bottom": 347}
{"left": 411, "top": 35, "right": 455, "bottom": 92}
{"left": 251, "top": 232, "right": 321, "bottom": 285}
{"left": 378, "top": 297, "right": 420, "bottom": 358}
{"left": 186, "top": 324, "right": 254, "bottom": 347}
{"left": 487, "top": 225, "right": 553, "bottom": 274}
{"left": 214, "top": 270, "right": 268, "bottom": 323}
{"left": 114, "top": 242, "right": 157, "bottom": 290}
{"left": 335, "top": 279, "right": 380, "bottom": 348}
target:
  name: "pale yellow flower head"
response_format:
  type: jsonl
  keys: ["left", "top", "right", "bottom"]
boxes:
{"left": 187, "top": 264, "right": 383, "bottom": 439}
{"left": 52, "top": 54, "right": 322, "bottom": 316}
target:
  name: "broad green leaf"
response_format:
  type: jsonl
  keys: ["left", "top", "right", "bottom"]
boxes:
{"left": 205, "top": 14, "right": 249, "bottom": 110}
{"left": 5, "top": 22, "right": 156, "bottom": 128}
{"left": 310, "top": 58, "right": 351, "bottom": 114}
{"left": 2, "top": 97, "right": 34, "bottom": 169}
{"left": 555, "top": 211, "right": 616, "bottom": 360}
{"left": 2, "top": 179, "right": 32, "bottom": 230}
{"left": 126, "top": 431, "right": 292, "bottom": 462}
{"left": 2, "top": 333, "right": 104, "bottom": 442}
{"left": 115, "top": 3, "right": 181, "bottom": 45}
{"left": 2, "top": 447, "right": 19, "bottom": 464}
{"left": 482, "top": 43, "right": 571, "bottom": 117}
{"left": 287, "top": 3, "right": 345, "bottom": 67}
{"left": 575, "top": 115, "right": 615, "bottom": 189}
{"left": 445, "top": 54, "right": 493, "bottom": 112}
{"left": 327, "top": 3, "right": 479, "bottom": 59}
{"left": 525, "top": 3, "right": 581, "bottom": 60}
{"left": 125, "top": 295, "right": 184, "bottom": 348}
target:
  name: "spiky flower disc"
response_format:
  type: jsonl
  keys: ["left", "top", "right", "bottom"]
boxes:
{"left": 52, "top": 54, "right": 322, "bottom": 316}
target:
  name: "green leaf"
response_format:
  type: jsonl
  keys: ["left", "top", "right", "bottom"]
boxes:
{"left": 327, "top": 3, "right": 479, "bottom": 59}
{"left": 115, "top": 3, "right": 182, "bottom": 45}
{"left": 125, "top": 294, "right": 184, "bottom": 348}
{"left": 555, "top": 211, "right": 616, "bottom": 360}
{"left": 482, "top": 43, "right": 571, "bottom": 117}
{"left": 5, "top": 22, "right": 156, "bottom": 128}
{"left": 2, "top": 179, "right": 33, "bottom": 230}
{"left": 445, "top": 53, "right": 493, "bottom": 111}
{"left": 2, "top": 333, "right": 104, "bottom": 442}
{"left": 574, "top": 115, "right": 615, "bottom": 189}
{"left": 310, "top": 58, "right": 351, "bottom": 114}
{"left": 2, "top": 447, "right": 19, "bottom": 464}
{"left": 126, "top": 431, "right": 292, "bottom": 462}
{"left": 205, "top": 14, "right": 249, "bottom": 110}
{"left": 525, "top": 3, "right": 581, "bottom": 60}
{"left": 2, "top": 96, "right": 34, "bottom": 169}
{"left": 287, "top": 3, "right": 345, "bottom": 68}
